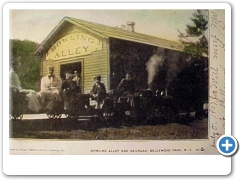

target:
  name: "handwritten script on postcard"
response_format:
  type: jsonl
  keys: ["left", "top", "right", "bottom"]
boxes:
{"left": 209, "top": 10, "right": 225, "bottom": 148}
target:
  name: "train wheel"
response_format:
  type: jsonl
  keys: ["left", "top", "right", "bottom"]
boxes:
{"left": 46, "top": 110, "right": 62, "bottom": 119}
{"left": 9, "top": 113, "right": 23, "bottom": 120}
{"left": 103, "top": 111, "right": 115, "bottom": 120}
{"left": 65, "top": 113, "right": 76, "bottom": 119}
{"left": 56, "top": 113, "right": 62, "bottom": 119}
{"left": 46, "top": 113, "right": 55, "bottom": 119}
{"left": 102, "top": 105, "right": 115, "bottom": 120}
{"left": 65, "top": 113, "right": 71, "bottom": 118}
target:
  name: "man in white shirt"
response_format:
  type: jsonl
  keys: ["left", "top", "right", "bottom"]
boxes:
{"left": 37, "top": 66, "right": 62, "bottom": 112}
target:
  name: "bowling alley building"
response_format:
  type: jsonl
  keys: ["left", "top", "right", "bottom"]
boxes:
{"left": 34, "top": 16, "right": 185, "bottom": 93}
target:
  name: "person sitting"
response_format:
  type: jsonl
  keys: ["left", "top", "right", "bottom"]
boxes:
{"left": 37, "top": 66, "right": 62, "bottom": 112}
{"left": 61, "top": 71, "right": 79, "bottom": 111}
{"left": 117, "top": 70, "right": 135, "bottom": 106}
{"left": 117, "top": 70, "right": 135, "bottom": 96}
{"left": 9, "top": 58, "right": 42, "bottom": 113}
{"left": 90, "top": 75, "right": 106, "bottom": 109}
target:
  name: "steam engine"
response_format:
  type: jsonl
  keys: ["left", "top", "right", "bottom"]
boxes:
{"left": 102, "top": 88, "right": 188, "bottom": 123}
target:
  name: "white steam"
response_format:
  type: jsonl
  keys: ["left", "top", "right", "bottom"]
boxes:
{"left": 146, "top": 48, "right": 188, "bottom": 90}
{"left": 146, "top": 54, "right": 164, "bottom": 87}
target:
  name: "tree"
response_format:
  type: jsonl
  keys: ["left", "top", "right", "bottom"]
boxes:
{"left": 178, "top": 10, "right": 208, "bottom": 59}
{"left": 10, "top": 39, "right": 41, "bottom": 90}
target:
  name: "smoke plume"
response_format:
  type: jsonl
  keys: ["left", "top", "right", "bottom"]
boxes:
{"left": 146, "top": 53, "right": 164, "bottom": 88}
{"left": 146, "top": 47, "right": 188, "bottom": 91}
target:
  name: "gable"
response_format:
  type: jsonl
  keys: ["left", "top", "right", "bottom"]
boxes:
{"left": 34, "top": 17, "right": 107, "bottom": 56}
{"left": 34, "top": 17, "right": 183, "bottom": 56}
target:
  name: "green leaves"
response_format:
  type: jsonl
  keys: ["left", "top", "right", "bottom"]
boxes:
{"left": 10, "top": 39, "right": 41, "bottom": 90}
{"left": 179, "top": 10, "right": 208, "bottom": 59}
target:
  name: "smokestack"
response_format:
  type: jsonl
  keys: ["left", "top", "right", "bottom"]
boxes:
{"left": 165, "top": 88, "right": 168, "bottom": 97}
{"left": 127, "top": 21, "right": 135, "bottom": 32}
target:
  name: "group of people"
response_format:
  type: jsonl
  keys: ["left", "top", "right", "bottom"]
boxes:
{"left": 90, "top": 70, "right": 135, "bottom": 109}
{"left": 10, "top": 58, "right": 135, "bottom": 113}
{"left": 9, "top": 59, "right": 82, "bottom": 113}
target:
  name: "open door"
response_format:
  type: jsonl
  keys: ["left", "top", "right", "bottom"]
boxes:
{"left": 60, "top": 61, "right": 82, "bottom": 93}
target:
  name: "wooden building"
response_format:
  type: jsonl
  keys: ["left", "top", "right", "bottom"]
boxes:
{"left": 34, "top": 16, "right": 185, "bottom": 93}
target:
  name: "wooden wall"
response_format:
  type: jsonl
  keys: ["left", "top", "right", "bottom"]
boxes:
{"left": 41, "top": 22, "right": 109, "bottom": 93}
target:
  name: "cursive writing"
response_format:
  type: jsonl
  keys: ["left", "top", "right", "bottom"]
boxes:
{"left": 209, "top": 10, "right": 225, "bottom": 150}
{"left": 210, "top": 11, "right": 225, "bottom": 37}
{"left": 211, "top": 34, "right": 225, "bottom": 51}
{"left": 210, "top": 132, "right": 222, "bottom": 148}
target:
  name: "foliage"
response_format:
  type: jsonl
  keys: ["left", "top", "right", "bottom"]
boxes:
{"left": 10, "top": 39, "right": 41, "bottom": 90}
{"left": 178, "top": 10, "right": 208, "bottom": 59}
{"left": 109, "top": 38, "right": 155, "bottom": 89}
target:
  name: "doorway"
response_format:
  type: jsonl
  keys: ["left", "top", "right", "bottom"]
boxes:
{"left": 60, "top": 62, "right": 82, "bottom": 80}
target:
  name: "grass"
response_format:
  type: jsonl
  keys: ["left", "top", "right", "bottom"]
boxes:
{"left": 10, "top": 117, "right": 208, "bottom": 140}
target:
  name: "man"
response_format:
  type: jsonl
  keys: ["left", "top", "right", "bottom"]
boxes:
{"left": 61, "top": 71, "right": 78, "bottom": 94}
{"left": 37, "top": 66, "right": 62, "bottom": 112}
{"left": 9, "top": 58, "right": 42, "bottom": 113}
{"left": 90, "top": 75, "right": 106, "bottom": 109}
{"left": 61, "top": 71, "right": 78, "bottom": 111}
{"left": 117, "top": 70, "right": 135, "bottom": 107}
{"left": 72, "top": 70, "right": 81, "bottom": 93}
{"left": 117, "top": 70, "right": 135, "bottom": 95}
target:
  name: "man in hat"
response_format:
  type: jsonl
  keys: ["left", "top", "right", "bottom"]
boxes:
{"left": 9, "top": 58, "right": 42, "bottom": 113}
{"left": 37, "top": 66, "right": 62, "bottom": 112}
{"left": 90, "top": 75, "right": 106, "bottom": 109}
{"left": 117, "top": 70, "right": 135, "bottom": 95}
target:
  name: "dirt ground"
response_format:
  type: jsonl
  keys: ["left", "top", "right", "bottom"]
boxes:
{"left": 10, "top": 116, "right": 208, "bottom": 140}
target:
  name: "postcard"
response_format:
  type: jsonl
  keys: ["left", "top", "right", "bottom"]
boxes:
{"left": 3, "top": 2, "right": 231, "bottom": 175}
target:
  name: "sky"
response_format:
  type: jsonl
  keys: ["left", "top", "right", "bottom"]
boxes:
{"left": 9, "top": 9, "right": 197, "bottom": 44}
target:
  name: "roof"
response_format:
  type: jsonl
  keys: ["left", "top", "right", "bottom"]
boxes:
{"left": 34, "top": 16, "right": 184, "bottom": 55}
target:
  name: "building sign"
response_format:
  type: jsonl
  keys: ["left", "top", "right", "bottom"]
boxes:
{"left": 46, "top": 33, "right": 103, "bottom": 60}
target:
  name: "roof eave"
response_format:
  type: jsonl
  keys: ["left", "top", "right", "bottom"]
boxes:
{"left": 34, "top": 17, "right": 69, "bottom": 56}
{"left": 34, "top": 17, "right": 108, "bottom": 56}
